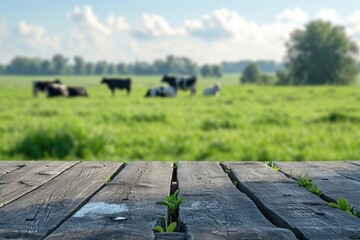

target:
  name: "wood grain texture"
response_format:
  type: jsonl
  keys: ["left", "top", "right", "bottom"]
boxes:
{"left": 225, "top": 162, "right": 360, "bottom": 240}
{"left": 0, "top": 161, "right": 29, "bottom": 178}
{"left": 349, "top": 161, "right": 360, "bottom": 167}
{"left": 177, "top": 162, "right": 296, "bottom": 240}
{"left": 47, "top": 162, "right": 173, "bottom": 240}
{"left": 311, "top": 161, "right": 360, "bottom": 182}
{"left": 276, "top": 161, "right": 360, "bottom": 211}
{"left": 0, "top": 161, "right": 78, "bottom": 207}
{"left": 0, "top": 161, "right": 122, "bottom": 239}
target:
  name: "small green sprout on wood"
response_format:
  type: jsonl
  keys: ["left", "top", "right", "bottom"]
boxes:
{"left": 153, "top": 221, "right": 177, "bottom": 233}
{"left": 153, "top": 190, "right": 184, "bottom": 233}
{"left": 104, "top": 175, "right": 111, "bottom": 184}
{"left": 328, "top": 198, "right": 360, "bottom": 218}
{"left": 266, "top": 162, "right": 280, "bottom": 172}
{"left": 297, "top": 173, "right": 322, "bottom": 196}
{"left": 232, "top": 180, "right": 238, "bottom": 186}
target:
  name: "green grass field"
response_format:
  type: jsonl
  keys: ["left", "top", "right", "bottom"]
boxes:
{"left": 1, "top": 75, "right": 360, "bottom": 162}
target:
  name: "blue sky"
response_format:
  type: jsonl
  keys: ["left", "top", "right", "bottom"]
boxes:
{"left": 0, "top": 1, "right": 360, "bottom": 64}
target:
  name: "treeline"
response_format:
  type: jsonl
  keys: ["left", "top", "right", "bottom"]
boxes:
{"left": 222, "top": 60, "right": 283, "bottom": 73}
{"left": 0, "top": 54, "right": 224, "bottom": 77}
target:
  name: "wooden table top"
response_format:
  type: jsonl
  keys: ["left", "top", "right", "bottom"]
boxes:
{"left": 0, "top": 161, "right": 359, "bottom": 239}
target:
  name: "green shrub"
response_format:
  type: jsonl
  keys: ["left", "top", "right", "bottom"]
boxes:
{"left": 201, "top": 119, "right": 237, "bottom": 131}
{"left": 314, "top": 112, "right": 360, "bottom": 124}
{"left": 10, "top": 123, "right": 113, "bottom": 159}
{"left": 131, "top": 113, "right": 169, "bottom": 123}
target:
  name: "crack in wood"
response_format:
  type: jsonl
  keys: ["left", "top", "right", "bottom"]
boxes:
{"left": 220, "top": 163, "right": 307, "bottom": 240}
{"left": 41, "top": 163, "right": 126, "bottom": 240}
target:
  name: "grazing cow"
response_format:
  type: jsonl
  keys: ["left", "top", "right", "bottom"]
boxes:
{"left": 45, "top": 83, "right": 69, "bottom": 98}
{"left": 145, "top": 86, "right": 176, "bottom": 98}
{"left": 101, "top": 78, "right": 131, "bottom": 96}
{"left": 33, "top": 79, "right": 62, "bottom": 97}
{"left": 161, "top": 75, "right": 197, "bottom": 96}
{"left": 203, "top": 84, "right": 221, "bottom": 96}
{"left": 67, "top": 86, "right": 88, "bottom": 97}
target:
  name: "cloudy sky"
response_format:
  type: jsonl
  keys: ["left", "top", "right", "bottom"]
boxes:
{"left": 0, "top": 0, "right": 360, "bottom": 64}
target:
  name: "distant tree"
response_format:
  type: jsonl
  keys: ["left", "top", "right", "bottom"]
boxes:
{"left": 213, "top": 65, "right": 223, "bottom": 77}
{"left": 286, "top": 20, "right": 359, "bottom": 85}
{"left": 85, "top": 62, "right": 95, "bottom": 75}
{"left": 4, "top": 56, "right": 41, "bottom": 75}
{"left": 133, "top": 61, "right": 156, "bottom": 75}
{"left": 200, "top": 64, "right": 222, "bottom": 78}
{"left": 116, "top": 63, "right": 128, "bottom": 75}
{"left": 276, "top": 70, "right": 291, "bottom": 85}
{"left": 73, "top": 56, "right": 86, "bottom": 75}
{"left": 161, "top": 55, "right": 198, "bottom": 75}
{"left": 240, "top": 63, "right": 261, "bottom": 84}
{"left": 165, "top": 55, "right": 178, "bottom": 74}
{"left": 65, "top": 65, "right": 74, "bottom": 75}
{"left": 40, "top": 60, "right": 54, "bottom": 75}
{"left": 127, "top": 64, "right": 135, "bottom": 75}
{"left": 222, "top": 60, "right": 282, "bottom": 74}
{"left": 107, "top": 63, "right": 117, "bottom": 75}
{"left": 95, "top": 61, "right": 108, "bottom": 75}
{"left": 201, "top": 64, "right": 212, "bottom": 77}
{"left": 259, "top": 74, "right": 277, "bottom": 85}
{"left": 0, "top": 64, "right": 3, "bottom": 74}
{"left": 153, "top": 59, "right": 167, "bottom": 75}
{"left": 52, "top": 54, "right": 68, "bottom": 75}
{"left": 28, "top": 58, "right": 41, "bottom": 75}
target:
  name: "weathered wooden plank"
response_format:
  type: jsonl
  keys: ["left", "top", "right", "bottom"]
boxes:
{"left": 0, "top": 161, "right": 123, "bottom": 239}
{"left": 310, "top": 161, "right": 360, "bottom": 182}
{"left": 0, "top": 161, "right": 29, "bottom": 178}
{"left": 349, "top": 161, "right": 360, "bottom": 167}
{"left": 0, "top": 161, "right": 78, "bottom": 207}
{"left": 225, "top": 162, "right": 360, "bottom": 240}
{"left": 47, "top": 162, "right": 173, "bottom": 240}
{"left": 276, "top": 161, "right": 360, "bottom": 211}
{"left": 178, "top": 162, "right": 296, "bottom": 240}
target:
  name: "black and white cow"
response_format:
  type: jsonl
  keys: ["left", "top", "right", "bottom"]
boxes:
{"left": 33, "top": 79, "right": 62, "bottom": 97}
{"left": 161, "top": 75, "right": 197, "bottom": 96}
{"left": 145, "top": 86, "right": 176, "bottom": 98}
{"left": 45, "top": 83, "right": 69, "bottom": 98}
{"left": 67, "top": 86, "right": 89, "bottom": 97}
{"left": 101, "top": 78, "right": 131, "bottom": 96}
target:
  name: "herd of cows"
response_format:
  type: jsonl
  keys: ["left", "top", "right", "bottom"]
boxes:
{"left": 32, "top": 75, "right": 221, "bottom": 98}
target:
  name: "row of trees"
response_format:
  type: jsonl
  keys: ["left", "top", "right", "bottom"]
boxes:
{"left": 0, "top": 56, "right": 281, "bottom": 76}
{"left": 0, "top": 55, "right": 223, "bottom": 77}
{"left": 222, "top": 60, "right": 283, "bottom": 73}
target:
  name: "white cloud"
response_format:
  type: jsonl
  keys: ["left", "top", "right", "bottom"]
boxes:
{"left": 184, "top": 9, "right": 249, "bottom": 40}
{"left": 1, "top": 5, "right": 360, "bottom": 64}
{"left": 183, "top": 8, "right": 302, "bottom": 46}
{"left": 315, "top": 9, "right": 339, "bottom": 23}
{"left": 0, "top": 22, "right": 5, "bottom": 48}
{"left": 346, "top": 10, "right": 360, "bottom": 36}
{"left": 108, "top": 14, "right": 130, "bottom": 32}
{"left": 67, "top": 5, "right": 111, "bottom": 36}
{"left": 276, "top": 8, "right": 309, "bottom": 23}
{"left": 14, "top": 21, "right": 59, "bottom": 51}
{"left": 132, "top": 13, "right": 185, "bottom": 39}
{"left": 66, "top": 5, "right": 117, "bottom": 56}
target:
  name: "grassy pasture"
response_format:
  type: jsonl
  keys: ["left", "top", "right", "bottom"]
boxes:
{"left": 0, "top": 75, "right": 360, "bottom": 162}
